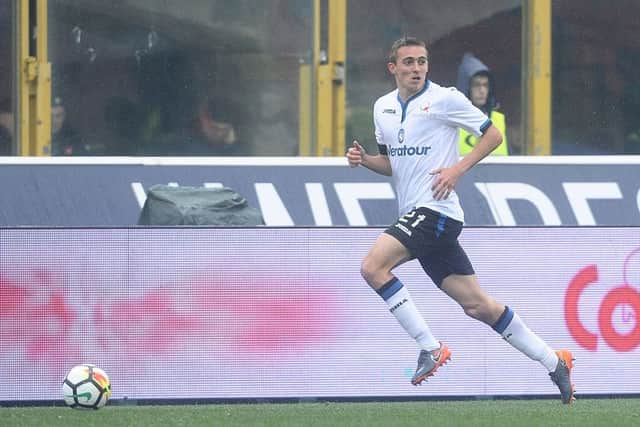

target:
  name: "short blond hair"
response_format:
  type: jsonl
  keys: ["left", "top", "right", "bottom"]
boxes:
{"left": 388, "top": 37, "right": 428, "bottom": 63}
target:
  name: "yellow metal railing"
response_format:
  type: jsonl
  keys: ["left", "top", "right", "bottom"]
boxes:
{"left": 18, "top": 0, "right": 51, "bottom": 156}
{"left": 298, "top": 63, "right": 312, "bottom": 156}
{"left": 328, "top": 0, "right": 346, "bottom": 156}
{"left": 299, "top": 0, "right": 346, "bottom": 156}
{"left": 522, "top": 0, "right": 551, "bottom": 155}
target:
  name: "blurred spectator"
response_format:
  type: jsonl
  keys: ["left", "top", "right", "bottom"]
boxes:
{"left": 199, "top": 99, "right": 238, "bottom": 153}
{"left": 456, "top": 53, "right": 509, "bottom": 156}
{"left": 136, "top": 49, "right": 198, "bottom": 155}
{"left": 102, "top": 96, "right": 141, "bottom": 155}
{"left": 0, "top": 97, "right": 13, "bottom": 155}
{"left": 186, "top": 97, "right": 244, "bottom": 155}
{"left": 51, "top": 97, "right": 88, "bottom": 155}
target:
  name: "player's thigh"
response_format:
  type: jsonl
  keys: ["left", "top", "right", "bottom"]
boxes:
{"left": 364, "top": 232, "right": 412, "bottom": 272}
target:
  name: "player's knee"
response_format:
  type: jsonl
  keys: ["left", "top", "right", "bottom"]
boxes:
{"left": 360, "top": 257, "right": 379, "bottom": 286}
{"left": 462, "top": 303, "right": 481, "bottom": 319}
{"left": 360, "top": 258, "right": 373, "bottom": 282}
{"left": 462, "top": 302, "right": 492, "bottom": 323}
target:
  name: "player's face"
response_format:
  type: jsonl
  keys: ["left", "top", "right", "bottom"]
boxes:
{"left": 388, "top": 45, "right": 429, "bottom": 97}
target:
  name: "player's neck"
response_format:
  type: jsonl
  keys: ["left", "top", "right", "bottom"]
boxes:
{"left": 397, "top": 84, "right": 426, "bottom": 103}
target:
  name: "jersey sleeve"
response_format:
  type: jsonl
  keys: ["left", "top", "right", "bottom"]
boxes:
{"left": 444, "top": 88, "right": 492, "bottom": 137}
{"left": 373, "top": 100, "right": 388, "bottom": 155}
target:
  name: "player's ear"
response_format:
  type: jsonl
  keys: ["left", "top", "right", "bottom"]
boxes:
{"left": 387, "top": 62, "right": 396, "bottom": 74}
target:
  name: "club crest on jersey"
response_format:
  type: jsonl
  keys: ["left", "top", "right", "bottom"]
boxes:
{"left": 420, "top": 102, "right": 430, "bottom": 112}
{"left": 397, "top": 128, "right": 405, "bottom": 144}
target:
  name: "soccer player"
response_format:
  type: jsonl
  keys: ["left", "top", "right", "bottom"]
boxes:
{"left": 346, "top": 37, "right": 575, "bottom": 404}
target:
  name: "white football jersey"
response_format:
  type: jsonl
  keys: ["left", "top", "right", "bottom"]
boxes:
{"left": 374, "top": 80, "right": 491, "bottom": 222}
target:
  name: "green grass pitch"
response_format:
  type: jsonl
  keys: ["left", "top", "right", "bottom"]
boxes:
{"left": 3, "top": 399, "right": 640, "bottom": 427}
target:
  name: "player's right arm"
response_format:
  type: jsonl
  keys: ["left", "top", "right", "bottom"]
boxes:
{"left": 346, "top": 140, "right": 392, "bottom": 176}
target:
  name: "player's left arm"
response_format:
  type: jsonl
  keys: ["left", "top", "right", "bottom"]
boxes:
{"left": 431, "top": 91, "right": 503, "bottom": 200}
{"left": 455, "top": 123, "right": 502, "bottom": 171}
{"left": 431, "top": 124, "right": 502, "bottom": 200}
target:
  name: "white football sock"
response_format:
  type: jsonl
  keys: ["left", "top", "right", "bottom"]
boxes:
{"left": 382, "top": 283, "right": 440, "bottom": 352}
{"left": 500, "top": 311, "right": 559, "bottom": 372}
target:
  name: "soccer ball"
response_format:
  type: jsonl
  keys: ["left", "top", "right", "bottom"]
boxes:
{"left": 62, "top": 364, "right": 111, "bottom": 409}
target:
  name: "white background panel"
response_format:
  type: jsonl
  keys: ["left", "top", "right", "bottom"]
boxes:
{"left": 0, "top": 227, "right": 638, "bottom": 400}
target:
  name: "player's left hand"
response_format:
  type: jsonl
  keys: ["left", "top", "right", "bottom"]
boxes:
{"left": 430, "top": 166, "right": 462, "bottom": 200}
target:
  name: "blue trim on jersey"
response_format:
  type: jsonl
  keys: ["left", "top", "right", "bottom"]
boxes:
{"left": 377, "top": 277, "right": 404, "bottom": 301}
{"left": 435, "top": 213, "right": 446, "bottom": 237}
{"left": 480, "top": 118, "right": 493, "bottom": 134}
{"left": 397, "top": 80, "right": 431, "bottom": 123}
{"left": 492, "top": 306, "right": 514, "bottom": 333}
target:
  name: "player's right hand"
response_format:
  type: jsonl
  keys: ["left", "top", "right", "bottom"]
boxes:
{"left": 346, "top": 140, "right": 366, "bottom": 167}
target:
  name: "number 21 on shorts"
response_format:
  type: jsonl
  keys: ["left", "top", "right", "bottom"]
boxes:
{"left": 399, "top": 209, "right": 426, "bottom": 229}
